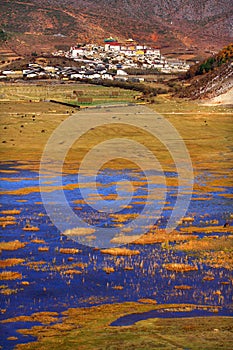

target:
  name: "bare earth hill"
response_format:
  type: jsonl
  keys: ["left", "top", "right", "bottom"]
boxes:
{"left": 0, "top": 0, "right": 233, "bottom": 56}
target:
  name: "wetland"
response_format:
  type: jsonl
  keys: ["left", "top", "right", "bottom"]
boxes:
{"left": 0, "top": 81, "right": 232, "bottom": 349}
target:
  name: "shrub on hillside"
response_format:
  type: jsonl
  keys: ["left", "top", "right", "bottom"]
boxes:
{"left": 185, "top": 44, "right": 233, "bottom": 79}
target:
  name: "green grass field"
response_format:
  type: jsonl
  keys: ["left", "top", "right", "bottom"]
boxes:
{"left": 12, "top": 302, "right": 233, "bottom": 350}
{"left": 0, "top": 82, "right": 138, "bottom": 105}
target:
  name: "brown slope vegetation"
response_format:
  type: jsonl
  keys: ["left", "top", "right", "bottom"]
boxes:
{"left": 177, "top": 44, "right": 233, "bottom": 100}
{"left": 0, "top": 0, "right": 232, "bottom": 56}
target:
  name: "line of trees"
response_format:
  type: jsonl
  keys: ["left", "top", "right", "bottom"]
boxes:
{"left": 78, "top": 78, "right": 168, "bottom": 96}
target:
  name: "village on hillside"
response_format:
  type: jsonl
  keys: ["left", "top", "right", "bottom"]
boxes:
{"left": 0, "top": 38, "right": 190, "bottom": 81}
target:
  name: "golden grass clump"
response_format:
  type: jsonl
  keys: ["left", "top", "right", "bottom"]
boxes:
{"left": 163, "top": 263, "right": 198, "bottom": 272}
{"left": 7, "top": 337, "right": 18, "bottom": 341}
{"left": 38, "top": 246, "right": 49, "bottom": 252}
{"left": 21, "top": 281, "right": 30, "bottom": 286}
{"left": 2, "top": 311, "right": 59, "bottom": 325}
{"left": 72, "top": 262, "right": 88, "bottom": 269}
{"left": 63, "top": 269, "right": 82, "bottom": 275}
{"left": 124, "top": 266, "right": 134, "bottom": 271}
{"left": 1, "top": 209, "right": 21, "bottom": 215}
{"left": 0, "top": 288, "right": 18, "bottom": 295}
{"left": 0, "top": 215, "right": 16, "bottom": 228}
{"left": 0, "top": 240, "right": 27, "bottom": 251}
{"left": 59, "top": 248, "right": 80, "bottom": 254}
{"left": 102, "top": 267, "right": 115, "bottom": 274}
{"left": 110, "top": 234, "right": 141, "bottom": 244}
{"left": 100, "top": 248, "right": 140, "bottom": 256}
{"left": 180, "top": 225, "right": 233, "bottom": 234}
{"left": 181, "top": 217, "right": 195, "bottom": 224}
{"left": 202, "top": 250, "right": 233, "bottom": 269}
{"left": 31, "top": 239, "right": 46, "bottom": 244}
{"left": 174, "top": 235, "right": 233, "bottom": 252}
{"left": 174, "top": 285, "right": 193, "bottom": 290}
{"left": 25, "top": 261, "right": 46, "bottom": 267}
{"left": 67, "top": 257, "right": 74, "bottom": 261}
{"left": 112, "top": 285, "right": 123, "bottom": 290}
{"left": 110, "top": 213, "right": 138, "bottom": 223}
{"left": 0, "top": 258, "right": 25, "bottom": 268}
{"left": 0, "top": 220, "right": 17, "bottom": 227}
{"left": 101, "top": 193, "right": 118, "bottom": 200}
{"left": 133, "top": 230, "right": 198, "bottom": 245}
{"left": 0, "top": 216, "right": 16, "bottom": 221}
{"left": 23, "top": 225, "right": 39, "bottom": 231}
{"left": 0, "top": 271, "right": 22, "bottom": 280}
{"left": 138, "top": 298, "right": 157, "bottom": 304}
{"left": 63, "top": 227, "right": 95, "bottom": 236}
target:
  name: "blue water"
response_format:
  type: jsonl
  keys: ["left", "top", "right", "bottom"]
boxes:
{"left": 0, "top": 162, "right": 232, "bottom": 349}
{"left": 110, "top": 308, "right": 232, "bottom": 327}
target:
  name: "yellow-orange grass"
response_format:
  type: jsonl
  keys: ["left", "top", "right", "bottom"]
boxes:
{"left": 21, "top": 281, "right": 30, "bottom": 286}
{"left": 63, "top": 269, "right": 82, "bottom": 275}
{"left": 110, "top": 213, "right": 138, "bottom": 223}
{"left": 59, "top": 248, "right": 80, "bottom": 254}
{"left": 180, "top": 225, "right": 233, "bottom": 234}
{"left": 38, "top": 246, "right": 49, "bottom": 252}
{"left": 218, "top": 194, "right": 233, "bottom": 198}
{"left": 174, "top": 285, "right": 192, "bottom": 290}
{"left": 23, "top": 226, "right": 39, "bottom": 231}
{"left": 112, "top": 285, "right": 123, "bottom": 290}
{"left": 2, "top": 311, "right": 58, "bottom": 325}
{"left": 202, "top": 250, "right": 233, "bottom": 270}
{"left": 174, "top": 236, "right": 233, "bottom": 252}
{"left": 0, "top": 240, "right": 27, "bottom": 251}
{"left": 0, "top": 271, "right": 22, "bottom": 280}
{"left": 0, "top": 216, "right": 16, "bottom": 221}
{"left": 1, "top": 209, "right": 21, "bottom": 215}
{"left": 0, "top": 258, "right": 25, "bottom": 268}
{"left": 102, "top": 267, "right": 115, "bottom": 274}
{"left": 138, "top": 299, "right": 157, "bottom": 304}
{"left": 100, "top": 248, "right": 140, "bottom": 256}
{"left": 203, "top": 276, "right": 215, "bottom": 281}
{"left": 101, "top": 194, "right": 118, "bottom": 200}
{"left": 0, "top": 221, "right": 17, "bottom": 227}
{"left": 134, "top": 230, "right": 198, "bottom": 244}
{"left": 31, "top": 239, "right": 45, "bottom": 244}
{"left": 163, "top": 263, "right": 198, "bottom": 272}
{"left": 1, "top": 289, "right": 18, "bottom": 295}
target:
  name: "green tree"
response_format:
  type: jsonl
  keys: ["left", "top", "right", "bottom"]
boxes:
{"left": 0, "top": 29, "right": 8, "bottom": 42}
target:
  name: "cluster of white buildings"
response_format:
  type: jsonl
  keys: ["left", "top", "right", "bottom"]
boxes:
{"left": 69, "top": 38, "right": 161, "bottom": 59}
{"left": 0, "top": 38, "right": 190, "bottom": 80}
{"left": 65, "top": 38, "right": 190, "bottom": 73}
{"left": 103, "top": 38, "right": 161, "bottom": 57}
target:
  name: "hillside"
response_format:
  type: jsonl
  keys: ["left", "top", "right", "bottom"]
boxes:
{"left": 177, "top": 44, "right": 233, "bottom": 100}
{"left": 0, "top": 0, "right": 232, "bottom": 57}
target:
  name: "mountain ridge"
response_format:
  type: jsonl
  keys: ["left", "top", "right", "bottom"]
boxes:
{"left": 0, "top": 0, "right": 233, "bottom": 56}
